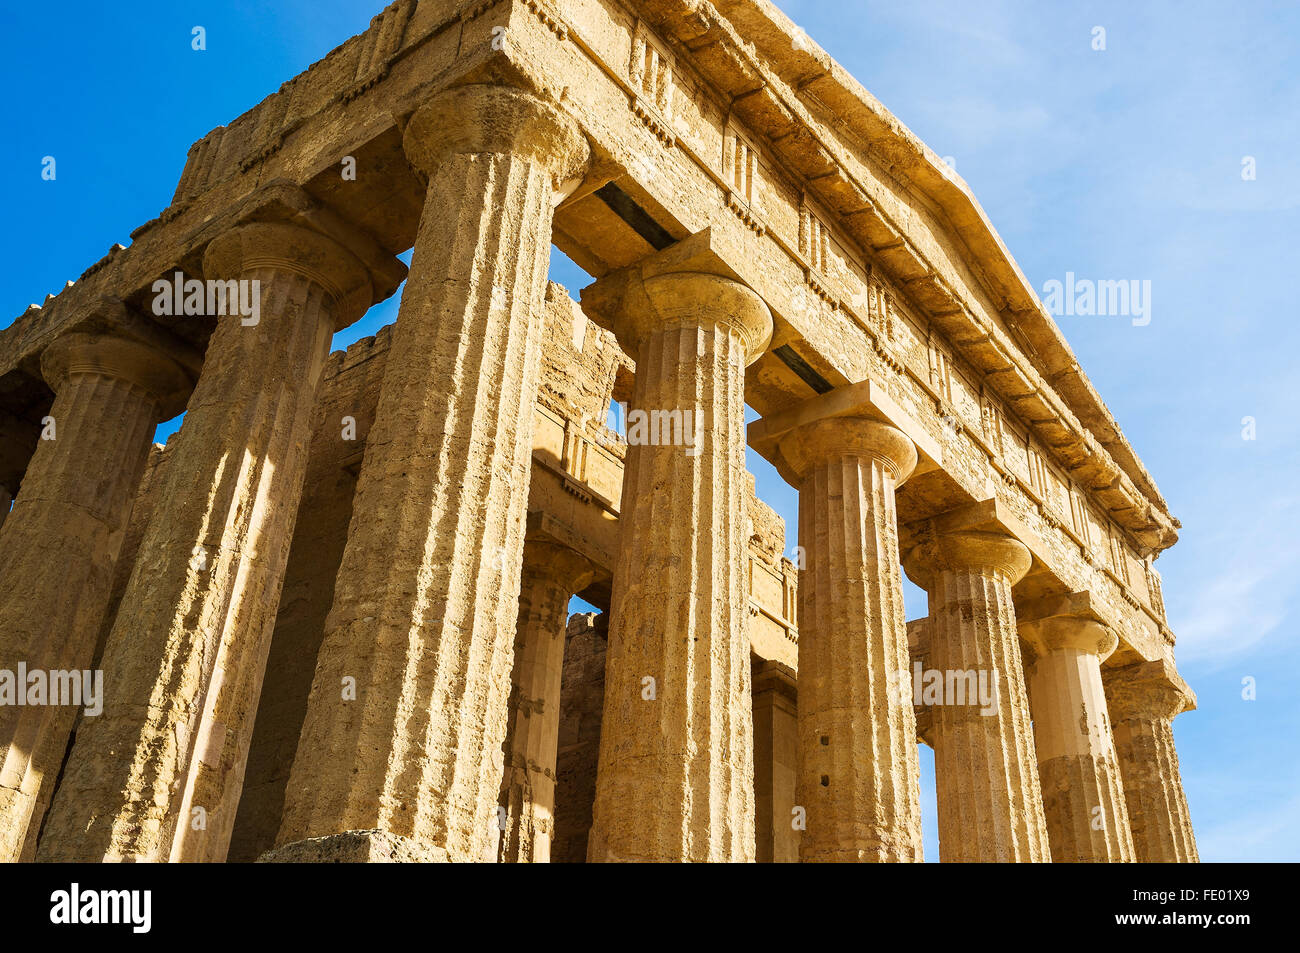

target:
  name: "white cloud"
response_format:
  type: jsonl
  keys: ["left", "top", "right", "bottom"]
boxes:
{"left": 1169, "top": 497, "right": 1300, "bottom": 667}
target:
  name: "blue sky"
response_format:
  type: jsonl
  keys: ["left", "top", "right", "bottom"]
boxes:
{"left": 3, "top": 2, "right": 1295, "bottom": 861}
{"left": 760, "top": 0, "right": 1300, "bottom": 863}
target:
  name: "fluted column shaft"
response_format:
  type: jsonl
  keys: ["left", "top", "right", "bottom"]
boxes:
{"left": 751, "top": 662, "right": 798, "bottom": 863}
{"left": 38, "top": 223, "right": 374, "bottom": 862}
{"left": 1105, "top": 661, "right": 1198, "bottom": 862}
{"left": 272, "top": 85, "right": 590, "bottom": 864}
{"left": 586, "top": 271, "right": 772, "bottom": 863}
{"left": 780, "top": 417, "right": 922, "bottom": 862}
{"left": 904, "top": 531, "right": 1050, "bottom": 862}
{"left": 497, "top": 541, "right": 595, "bottom": 863}
{"left": 1021, "top": 615, "right": 1134, "bottom": 862}
{"left": 552, "top": 612, "right": 608, "bottom": 863}
{"left": 0, "top": 332, "right": 189, "bottom": 861}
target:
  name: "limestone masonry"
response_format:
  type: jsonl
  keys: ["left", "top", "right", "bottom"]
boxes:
{"left": 0, "top": 0, "right": 1195, "bottom": 862}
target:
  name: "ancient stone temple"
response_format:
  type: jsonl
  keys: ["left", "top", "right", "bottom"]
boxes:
{"left": 0, "top": 0, "right": 1196, "bottom": 863}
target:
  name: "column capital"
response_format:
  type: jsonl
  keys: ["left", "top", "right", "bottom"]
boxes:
{"left": 202, "top": 221, "right": 374, "bottom": 330}
{"left": 40, "top": 331, "right": 193, "bottom": 420}
{"left": 902, "top": 529, "right": 1032, "bottom": 589}
{"left": 403, "top": 84, "right": 590, "bottom": 190}
{"left": 615, "top": 270, "right": 773, "bottom": 365}
{"left": 1019, "top": 614, "right": 1118, "bottom": 660}
{"left": 774, "top": 416, "right": 917, "bottom": 486}
{"left": 523, "top": 538, "right": 597, "bottom": 593}
{"left": 1104, "top": 658, "right": 1196, "bottom": 720}
{"left": 580, "top": 229, "right": 776, "bottom": 366}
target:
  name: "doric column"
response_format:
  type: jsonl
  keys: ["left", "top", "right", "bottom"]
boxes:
{"left": 1019, "top": 603, "right": 1134, "bottom": 862}
{"left": 1104, "top": 659, "right": 1199, "bottom": 862}
{"left": 37, "top": 222, "right": 376, "bottom": 862}
{"left": 552, "top": 612, "right": 608, "bottom": 864}
{"left": 751, "top": 661, "right": 799, "bottom": 863}
{"left": 497, "top": 540, "right": 596, "bottom": 863}
{"left": 777, "top": 417, "right": 922, "bottom": 862}
{"left": 586, "top": 270, "right": 772, "bottom": 863}
{"left": 902, "top": 529, "right": 1050, "bottom": 862}
{"left": 270, "top": 84, "right": 590, "bottom": 864}
{"left": 907, "top": 618, "right": 935, "bottom": 748}
{"left": 0, "top": 329, "right": 192, "bottom": 862}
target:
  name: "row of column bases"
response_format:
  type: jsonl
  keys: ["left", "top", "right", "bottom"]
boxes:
{"left": 0, "top": 82, "right": 1196, "bottom": 863}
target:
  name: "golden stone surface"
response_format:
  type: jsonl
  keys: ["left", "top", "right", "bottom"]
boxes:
{"left": 0, "top": 0, "right": 1195, "bottom": 864}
